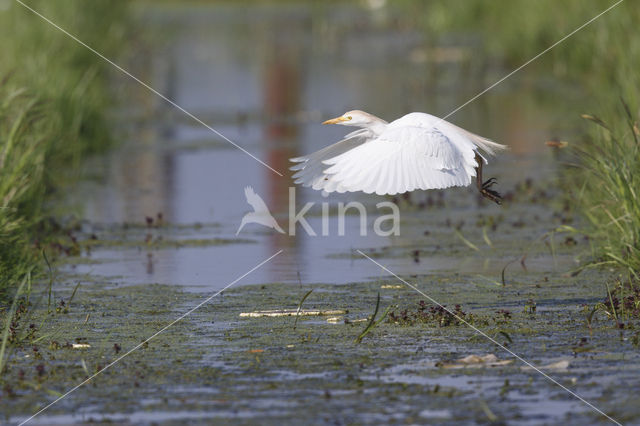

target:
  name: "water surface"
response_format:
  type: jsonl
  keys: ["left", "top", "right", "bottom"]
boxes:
{"left": 69, "top": 1, "right": 573, "bottom": 290}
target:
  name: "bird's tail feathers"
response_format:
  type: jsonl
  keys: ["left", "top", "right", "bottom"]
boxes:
{"left": 446, "top": 121, "right": 508, "bottom": 156}
{"left": 472, "top": 135, "right": 508, "bottom": 156}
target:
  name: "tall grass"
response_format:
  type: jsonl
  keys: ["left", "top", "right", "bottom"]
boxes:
{"left": 0, "top": 0, "right": 129, "bottom": 298}
{"left": 0, "top": 88, "right": 47, "bottom": 294}
{"left": 576, "top": 107, "right": 640, "bottom": 276}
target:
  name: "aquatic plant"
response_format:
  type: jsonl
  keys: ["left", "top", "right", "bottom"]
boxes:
{"left": 0, "top": 272, "right": 31, "bottom": 374}
{"left": 594, "top": 278, "right": 640, "bottom": 327}
{"left": 388, "top": 301, "right": 470, "bottom": 327}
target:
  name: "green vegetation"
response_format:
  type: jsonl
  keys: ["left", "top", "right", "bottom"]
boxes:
{"left": 0, "top": 1, "right": 128, "bottom": 297}
{"left": 590, "top": 278, "right": 640, "bottom": 328}
{"left": 576, "top": 111, "right": 640, "bottom": 275}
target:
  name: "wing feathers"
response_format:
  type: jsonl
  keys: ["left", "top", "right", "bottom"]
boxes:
{"left": 290, "top": 114, "right": 500, "bottom": 196}
{"left": 290, "top": 129, "right": 371, "bottom": 187}
{"left": 317, "top": 128, "right": 476, "bottom": 195}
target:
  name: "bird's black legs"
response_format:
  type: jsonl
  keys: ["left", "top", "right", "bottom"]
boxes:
{"left": 475, "top": 153, "right": 502, "bottom": 205}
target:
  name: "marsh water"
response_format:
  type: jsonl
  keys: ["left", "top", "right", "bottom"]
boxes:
{"left": 8, "top": 2, "right": 639, "bottom": 425}
{"left": 66, "top": 2, "right": 570, "bottom": 290}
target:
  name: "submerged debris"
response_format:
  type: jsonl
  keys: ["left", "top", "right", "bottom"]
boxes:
{"left": 240, "top": 309, "right": 347, "bottom": 318}
{"left": 521, "top": 360, "right": 570, "bottom": 372}
{"left": 437, "top": 354, "right": 513, "bottom": 369}
{"left": 545, "top": 139, "right": 569, "bottom": 148}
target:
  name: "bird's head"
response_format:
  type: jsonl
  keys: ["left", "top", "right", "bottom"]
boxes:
{"left": 322, "top": 110, "right": 382, "bottom": 127}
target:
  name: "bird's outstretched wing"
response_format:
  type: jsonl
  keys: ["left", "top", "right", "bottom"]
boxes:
{"left": 289, "top": 129, "right": 373, "bottom": 190}
{"left": 244, "top": 186, "right": 270, "bottom": 213}
{"left": 320, "top": 126, "right": 478, "bottom": 195}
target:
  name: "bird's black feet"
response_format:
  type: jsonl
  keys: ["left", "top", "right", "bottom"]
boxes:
{"left": 482, "top": 178, "right": 497, "bottom": 189}
{"left": 480, "top": 178, "right": 502, "bottom": 205}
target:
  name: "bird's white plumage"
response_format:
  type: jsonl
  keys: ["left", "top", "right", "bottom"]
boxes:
{"left": 323, "top": 128, "right": 473, "bottom": 195}
{"left": 290, "top": 129, "right": 372, "bottom": 191}
{"left": 290, "top": 111, "right": 506, "bottom": 196}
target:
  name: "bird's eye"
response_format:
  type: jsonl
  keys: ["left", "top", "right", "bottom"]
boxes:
{"left": 347, "top": 116, "right": 352, "bottom": 120}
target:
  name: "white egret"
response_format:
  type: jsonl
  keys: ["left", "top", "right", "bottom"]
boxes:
{"left": 290, "top": 110, "right": 507, "bottom": 204}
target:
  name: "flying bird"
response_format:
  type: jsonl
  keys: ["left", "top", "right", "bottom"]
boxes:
{"left": 236, "top": 186, "right": 285, "bottom": 235}
{"left": 290, "top": 110, "right": 507, "bottom": 204}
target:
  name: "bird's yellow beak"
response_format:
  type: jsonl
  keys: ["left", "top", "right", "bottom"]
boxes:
{"left": 322, "top": 116, "right": 350, "bottom": 125}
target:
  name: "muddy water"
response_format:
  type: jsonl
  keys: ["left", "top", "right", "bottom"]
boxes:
{"left": 7, "top": 2, "right": 639, "bottom": 426}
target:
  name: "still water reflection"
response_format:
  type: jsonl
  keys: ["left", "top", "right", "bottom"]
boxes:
{"left": 71, "top": 2, "right": 566, "bottom": 290}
